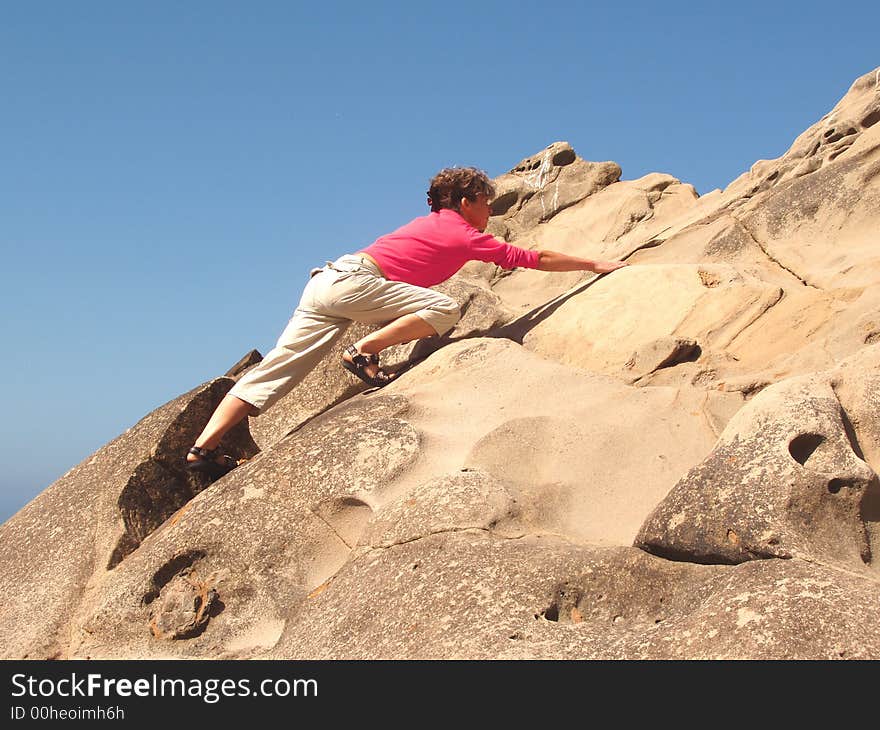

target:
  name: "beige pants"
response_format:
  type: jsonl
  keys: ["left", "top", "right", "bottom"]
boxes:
{"left": 228, "top": 254, "right": 460, "bottom": 414}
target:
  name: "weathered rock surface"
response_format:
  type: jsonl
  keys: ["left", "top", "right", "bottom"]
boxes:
{"left": 4, "top": 67, "right": 880, "bottom": 660}
{"left": 272, "top": 533, "right": 880, "bottom": 659}
{"left": 61, "top": 338, "right": 731, "bottom": 658}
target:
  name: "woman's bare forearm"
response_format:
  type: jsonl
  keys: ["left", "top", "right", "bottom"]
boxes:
{"left": 536, "top": 250, "right": 629, "bottom": 273}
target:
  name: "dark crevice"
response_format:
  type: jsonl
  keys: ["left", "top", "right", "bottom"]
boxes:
{"left": 837, "top": 405, "right": 867, "bottom": 461}
{"left": 106, "top": 381, "right": 259, "bottom": 571}
{"left": 108, "top": 461, "right": 202, "bottom": 570}
{"left": 827, "top": 478, "right": 857, "bottom": 494}
{"left": 657, "top": 342, "right": 701, "bottom": 370}
{"left": 861, "top": 476, "right": 880, "bottom": 523}
{"left": 636, "top": 543, "right": 783, "bottom": 566}
{"left": 551, "top": 148, "right": 576, "bottom": 166}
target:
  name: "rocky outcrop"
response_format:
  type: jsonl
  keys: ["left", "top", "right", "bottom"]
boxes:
{"left": 486, "top": 141, "right": 621, "bottom": 243}
{"left": 56, "top": 337, "right": 731, "bottom": 659}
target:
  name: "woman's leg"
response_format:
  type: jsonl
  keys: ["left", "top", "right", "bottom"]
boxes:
{"left": 343, "top": 313, "right": 437, "bottom": 378}
{"left": 187, "top": 394, "right": 258, "bottom": 463}
{"left": 187, "top": 301, "right": 349, "bottom": 465}
{"left": 327, "top": 269, "right": 461, "bottom": 380}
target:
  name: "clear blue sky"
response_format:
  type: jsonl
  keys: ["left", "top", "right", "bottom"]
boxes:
{"left": 1, "top": 1, "right": 877, "bottom": 523}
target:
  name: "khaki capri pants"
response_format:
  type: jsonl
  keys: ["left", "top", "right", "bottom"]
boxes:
{"left": 228, "top": 254, "right": 460, "bottom": 414}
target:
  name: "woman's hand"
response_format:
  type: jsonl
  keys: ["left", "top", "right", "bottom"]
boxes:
{"left": 590, "top": 259, "right": 629, "bottom": 274}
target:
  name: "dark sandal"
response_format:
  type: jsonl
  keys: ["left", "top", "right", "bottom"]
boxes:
{"left": 341, "top": 344, "right": 396, "bottom": 388}
{"left": 185, "top": 446, "right": 239, "bottom": 480}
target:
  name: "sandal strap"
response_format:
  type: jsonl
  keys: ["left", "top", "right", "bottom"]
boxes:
{"left": 188, "top": 445, "right": 219, "bottom": 459}
{"left": 344, "top": 344, "right": 379, "bottom": 366}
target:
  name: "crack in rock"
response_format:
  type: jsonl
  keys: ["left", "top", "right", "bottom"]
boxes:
{"left": 731, "top": 214, "right": 820, "bottom": 290}
{"left": 308, "top": 508, "right": 354, "bottom": 550}
{"left": 368, "top": 525, "right": 530, "bottom": 552}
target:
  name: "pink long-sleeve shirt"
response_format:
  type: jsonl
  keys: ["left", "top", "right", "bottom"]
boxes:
{"left": 359, "top": 208, "right": 541, "bottom": 288}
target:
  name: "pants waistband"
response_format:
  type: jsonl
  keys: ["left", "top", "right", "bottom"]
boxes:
{"left": 326, "top": 254, "right": 383, "bottom": 277}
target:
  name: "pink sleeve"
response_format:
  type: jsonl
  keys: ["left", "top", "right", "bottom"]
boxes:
{"left": 466, "top": 230, "right": 541, "bottom": 270}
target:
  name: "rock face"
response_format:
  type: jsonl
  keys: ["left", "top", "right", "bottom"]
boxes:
{"left": 3, "top": 67, "right": 880, "bottom": 660}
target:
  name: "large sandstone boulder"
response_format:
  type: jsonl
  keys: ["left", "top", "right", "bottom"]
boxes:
{"left": 636, "top": 346, "right": 880, "bottom": 570}
{"left": 511, "top": 263, "right": 782, "bottom": 386}
{"left": 70, "top": 393, "right": 418, "bottom": 659}
{"left": 483, "top": 71, "right": 880, "bottom": 394}
{"left": 54, "top": 337, "right": 732, "bottom": 658}
{"left": 724, "top": 67, "right": 880, "bottom": 207}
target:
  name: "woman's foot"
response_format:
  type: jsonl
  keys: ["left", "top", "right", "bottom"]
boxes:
{"left": 185, "top": 446, "right": 239, "bottom": 480}
{"left": 341, "top": 344, "right": 397, "bottom": 387}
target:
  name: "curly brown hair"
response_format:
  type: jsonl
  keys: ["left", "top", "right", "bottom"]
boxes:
{"left": 426, "top": 167, "right": 496, "bottom": 212}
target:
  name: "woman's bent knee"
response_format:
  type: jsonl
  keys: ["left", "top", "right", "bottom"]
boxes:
{"left": 421, "top": 298, "right": 460, "bottom": 336}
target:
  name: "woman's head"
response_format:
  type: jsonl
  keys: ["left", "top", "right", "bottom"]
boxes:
{"left": 427, "top": 167, "right": 496, "bottom": 213}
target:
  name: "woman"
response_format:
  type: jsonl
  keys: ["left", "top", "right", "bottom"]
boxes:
{"left": 186, "top": 166, "right": 628, "bottom": 478}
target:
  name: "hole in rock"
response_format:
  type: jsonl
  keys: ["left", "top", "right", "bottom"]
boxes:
{"left": 143, "top": 550, "right": 207, "bottom": 605}
{"left": 542, "top": 605, "right": 559, "bottom": 622}
{"left": 828, "top": 478, "right": 856, "bottom": 494}
{"left": 788, "top": 433, "right": 826, "bottom": 466}
{"left": 490, "top": 191, "right": 519, "bottom": 216}
{"left": 862, "top": 109, "right": 880, "bottom": 129}
{"left": 657, "top": 342, "right": 701, "bottom": 371}
{"left": 551, "top": 148, "right": 576, "bottom": 166}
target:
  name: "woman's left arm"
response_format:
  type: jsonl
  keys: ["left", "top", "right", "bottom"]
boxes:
{"left": 535, "top": 249, "right": 629, "bottom": 273}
